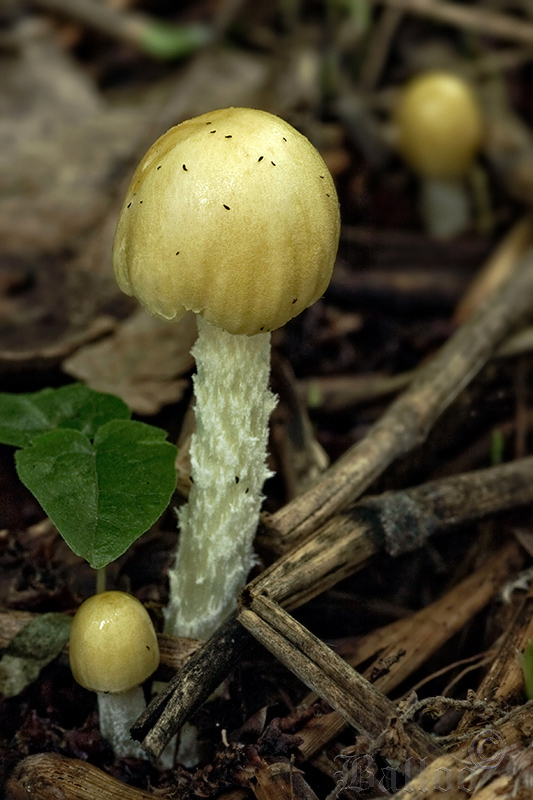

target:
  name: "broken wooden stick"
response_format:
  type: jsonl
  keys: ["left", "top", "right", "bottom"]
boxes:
{"left": 239, "top": 594, "right": 442, "bottom": 766}
{"left": 265, "top": 249, "right": 533, "bottom": 554}
{"left": 297, "top": 542, "right": 523, "bottom": 762}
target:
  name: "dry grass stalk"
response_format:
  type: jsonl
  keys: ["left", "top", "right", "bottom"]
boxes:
{"left": 391, "top": 702, "right": 533, "bottom": 800}
{"left": 298, "top": 324, "right": 533, "bottom": 415}
{"left": 370, "top": 0, "right": 533, "bottom": 46}
{"left": 155, "top": 632, "right": 202, "bottom": 676}
{"left": 472, "top": 773, "right": 530, "bottom": 800}
{"left": 358, "top": 7, "right": 404, "bottom": 92}
{"left": 240, "top": 759, "right": 320, "bottom": 800}
{"left": 238, "top": 594, "right": 442, "bottom": 765}
{"left": 134, "top": 615, "right": 254, "bottom": 757}
{"left": 254, "top": 457, "right": 533, "bottom": 605}
{"left": 296, "top": 542, "right": 523, "bottom": 762}
{"left": 5, "top": 752, "right": 155, "bottom": 800}
{"left": 455, "top": 586, "right": 533, "bottom": 734}
{"left": 388, "top": 586, "right": 533, "bottom": 800}
{"left": 264, "top": 250, "right": 533, "bottom": 554}
{"left": 454, "top": 215, "right": 533, "bottom": 324}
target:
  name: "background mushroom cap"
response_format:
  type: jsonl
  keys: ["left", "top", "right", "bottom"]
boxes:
{"left": 395, "top": 72, "right": 483, "bottom": 180}
{"left": 113, "top": 107, "right": 340, "bottom": 336}
{"left": 69, "top": 591, "right": 160, "bottom": 694}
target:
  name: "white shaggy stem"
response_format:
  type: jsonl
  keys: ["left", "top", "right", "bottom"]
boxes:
{"left": 97, "top": 688, "right": 147, "bottom": 759}
{"left": 164, "top": 316, "right": 277, "bottom": 639}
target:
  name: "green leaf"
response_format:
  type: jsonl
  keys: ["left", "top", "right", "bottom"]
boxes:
{"left": 0, "top": 383, "right": 130, "bottom": 448}
{"left": 0, "top": 613, "right": 72, "bottom": 697}
{"left": 141, "top": 21, "right": 211, "bottom": 60}
{"left": 15, "top": 420, "right": 177, "bottom": 569}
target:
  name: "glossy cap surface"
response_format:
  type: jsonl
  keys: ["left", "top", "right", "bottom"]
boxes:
{"left": 396, "top": 72, "right": 483, "bottom": 180}
{"left": 113, "top": 107, "right": 340, "bottom": 335}
{"left": 69, "top": 591, "right": 160, "bottom": 694}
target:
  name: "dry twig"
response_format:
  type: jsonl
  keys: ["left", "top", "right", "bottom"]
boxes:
{"left": 370, "top": 0, "right": 533, "bottom": 46}
{"left": 297, "top": 542, "right": 523, "bottom": 762}
{"left": 391, "top": 702, "right": 533, "bottom": 800}
{"left": 455, "top": 587, "right": 533, "bottom": 734}
{"left": 5, "top": 752, "right": 155, "bottom": 800}
{"left": 241, "top": 760, "right": 320, "bottom": 800}
{"left": 239, "top": 594, "right": 442, "bottom": 765}
{"left": 454, "top": 215, "right": 533, "bottom": 324}
{"left": 265, "top": 250, "right": 533, "bottom": 554}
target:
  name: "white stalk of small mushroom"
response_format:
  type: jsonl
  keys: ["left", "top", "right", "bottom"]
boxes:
{"left": 113, "top": 107, "right": 340, "bottom": 640}
{"left": 69, "top": 591, "right": 160, "bottom": 759}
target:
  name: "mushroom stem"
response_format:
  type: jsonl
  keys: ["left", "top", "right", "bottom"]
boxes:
{"left": 97, "top": 687, "right": 147, "bottom": 759}
{"left": 164, "top": 316, "right": 277, "bottom": 639}
{"left": 419, "top": 177, "right": 471, "bottom": 239}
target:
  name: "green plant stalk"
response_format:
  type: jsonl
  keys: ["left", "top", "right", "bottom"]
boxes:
{"left": 490, "top": 428, "right": 505, "bottom": 466}
{"left": 95, "top": 567, "right": 107, "bottom": 595}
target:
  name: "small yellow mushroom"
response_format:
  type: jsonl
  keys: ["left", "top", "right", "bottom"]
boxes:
{"left": 396, "top": 71, "right": 483, "bottom": 181}
{"left": 70, "top": 591, "right": 159, "bottom": 758}
{"left": 395, "top": 72, "right": 484, "bottom": 239}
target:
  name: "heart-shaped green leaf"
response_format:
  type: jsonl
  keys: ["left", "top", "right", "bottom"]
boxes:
{"left": 15, "top": 420, "right": 176, "bottom": 568}
{"left": 0, "top": 383, "right": 130, "bottom": 448}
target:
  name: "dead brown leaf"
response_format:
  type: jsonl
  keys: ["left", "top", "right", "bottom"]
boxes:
{"left": 63, "top": 309, "right": 197, "bottom": 415}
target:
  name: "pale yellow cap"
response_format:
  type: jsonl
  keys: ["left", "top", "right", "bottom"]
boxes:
{"left": 113, "top": 107, "right": 340, "bottom": 336}
{"left": 69, "top": 591, "right": 160, "bottom": 694}
{"left": 396, "top": 72, "right": 483, "bottom": 180}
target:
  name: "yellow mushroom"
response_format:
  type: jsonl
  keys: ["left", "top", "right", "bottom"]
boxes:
{"left": 396, "top": 71, "right": 483, "bottom": 180}
{"left": 113, "top": 107, "right": 339, "bottom": 336}
{"left": 70, "top": 591, "right": 159, "bottom": 758}
{"left": 395, "top": 72, "right": 484, "bottom": 238}
{"left": 113, "top": 107, "right": 340, "bottom": 638}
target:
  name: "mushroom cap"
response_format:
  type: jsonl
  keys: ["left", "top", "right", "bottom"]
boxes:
{"left": 69, "top": 591, "right": 160, "bottom": 694}
{"left": 113, "top": 107, "right": 340, "bottom": 336}
{"left": 396, "top": 72, "right": 483, "bottom": 180}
